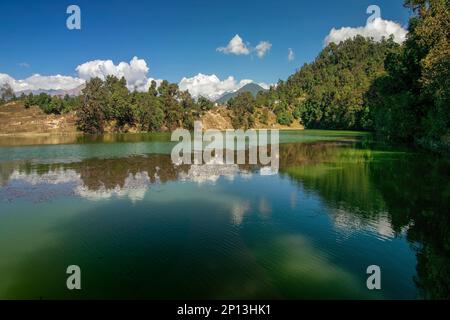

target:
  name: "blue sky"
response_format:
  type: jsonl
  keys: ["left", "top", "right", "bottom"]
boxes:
{"left": 0, "top": 0, "right": 411, "bottom": 97}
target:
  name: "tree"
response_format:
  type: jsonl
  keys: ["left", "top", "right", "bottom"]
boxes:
{"left": 131, "top": 91, "right": 164, "bottom": 131}
{"left": 148, "top": 80, "right": 158, "bottom": 97}
{"left": 104, "top": 76, "right": 133, "bottom": 128}
{"left": 255, "top": 91, "right": 269, "bottom": 108}
{"left": 227, "top": 92, "right": 256, "bottom": 129}
{"left": 0, "top": 83, "right": 15, "bottom": 103}
{"left": 159, "top": 81, "right": 183, "bottom": 130}
{"left": 77, "top": 77, "right": 107, "bottom": 134}
{"left": 275, "top": 101, "right": 294, "bottom": 125}
{"left": 179, "top": 90, "right": 198, "bottom": 130}
{"left": 197, "top": 96, "right": 214, "bottom": 112}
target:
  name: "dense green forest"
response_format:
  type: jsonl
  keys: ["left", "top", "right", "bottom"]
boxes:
{"left": 5, "top": 0, "right": 449, "bottom": 151}
{"left": 231, "top": 0, "right": 449, "bottom": 151}
{"left": 251, "top": 36, "right": 401, "bottom": 130}
{"left": 368, "top": 0, "right": 449, "bottom": 150}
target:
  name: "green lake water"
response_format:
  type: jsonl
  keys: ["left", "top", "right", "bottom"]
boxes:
{"left": 0, "top": 130, "right": 448, "bottom": 299}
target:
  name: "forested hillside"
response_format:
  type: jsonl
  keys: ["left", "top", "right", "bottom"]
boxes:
{"left": 253, "top": 0, "right": 449, "bottom": 151}
{"left": 260, "top": 36, "right": 400, "bottom": 130}
{"left": 368, "top": 0, "right": 449, "bottom": 150}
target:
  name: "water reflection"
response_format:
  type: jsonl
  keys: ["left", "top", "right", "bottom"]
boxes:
{"left": 0, "top": 140, "right": 449, "bottom": 299}
{"left": 0, "top": 142, "right": 365, "bottom": 197}
{"left": 280, "top": 143, "right": 450, "bottom": 299}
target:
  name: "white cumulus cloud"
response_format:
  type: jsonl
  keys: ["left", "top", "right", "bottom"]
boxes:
{"left": 0, "top": 73, "right": 84, "bottom": 92}
{"left": 76, "top": 56, "right": 153, "bottom": 91}
{"left": 178, "top": 73, "right": 259, "bottom": 100}
{"left": 217, "top": 34, "right": 250, "bottom": 55}
{"left": 324, "top": 18, "right": 407, "bottom": 46}
{"left": 255, "top": 41, "right": 272, "bottom": 58}
{"left": 0, "top": 57, "right": 163, "bottom": 93}
{"left": 217, "top": 35, "right": 273, "bottom": 59}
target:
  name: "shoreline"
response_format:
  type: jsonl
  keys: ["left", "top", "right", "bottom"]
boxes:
{"left": 0, "top": 129, "right": 372, "bottom": 148}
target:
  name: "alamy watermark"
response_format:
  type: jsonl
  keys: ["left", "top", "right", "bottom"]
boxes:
{"left": 366, "top": 265, "right": 381, "bottom": 290}
{"left": 66, "top": 265, "right": 81, "bottom": 290}
{"left": 66, "top": 5, "right": 81, "bottom": 30}
{"left": 367, "top": 5, "right": 381, "bottom": 24}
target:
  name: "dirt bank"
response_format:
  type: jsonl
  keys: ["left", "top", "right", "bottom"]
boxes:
{"left": 0, "top": 102, "right": 77, "bottom": 134}
{"left": 200, "top": 106, "right": 304, "bottom": 130}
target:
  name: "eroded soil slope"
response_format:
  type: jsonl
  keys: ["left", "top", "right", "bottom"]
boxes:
{"left": 0, "top": 102, "right": 77, "bottom": 134}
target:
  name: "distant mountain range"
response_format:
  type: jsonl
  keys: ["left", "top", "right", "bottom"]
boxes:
{"left": 16, "top": 84, "right": 85, "bottom": 97}
{"left": 215, "top": 83, "right": 267, "bottom": 104}
{"left": 13, "top": 82, "right": 267, "bottom": 103}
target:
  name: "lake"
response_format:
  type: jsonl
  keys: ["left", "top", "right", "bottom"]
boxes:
{"left": 0, "top": 130, "right": 448, "bottom": 299}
